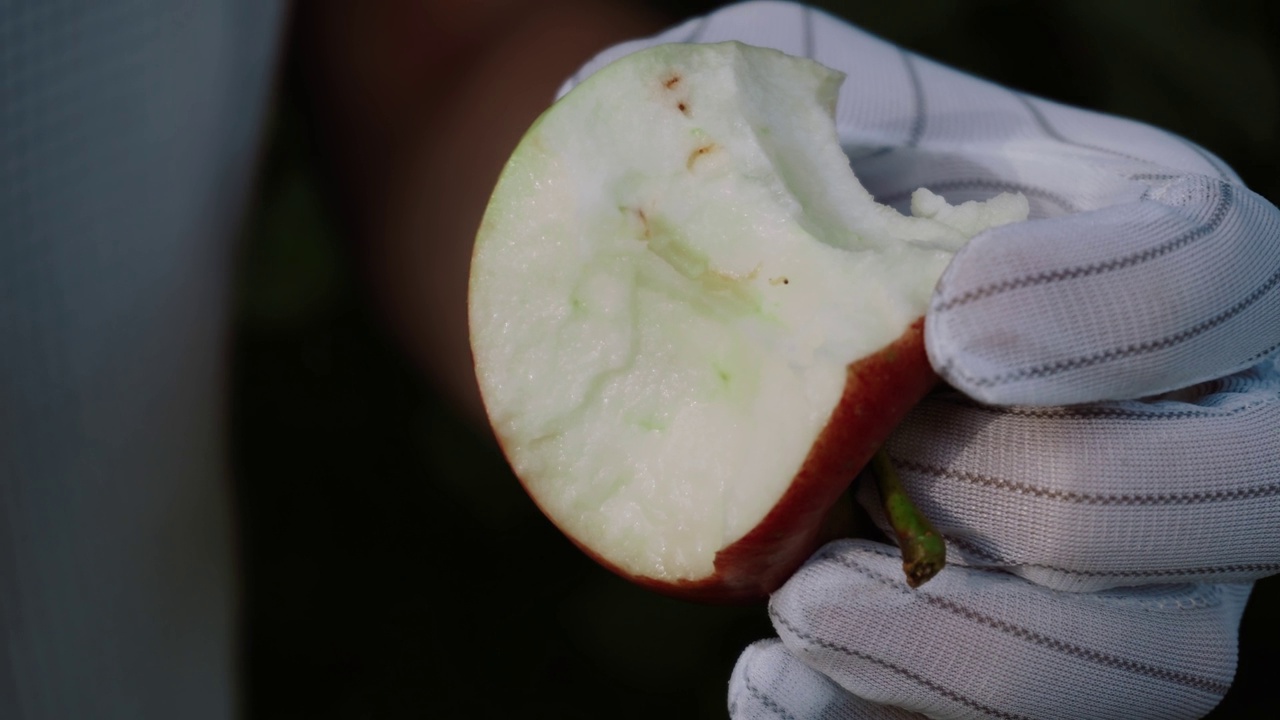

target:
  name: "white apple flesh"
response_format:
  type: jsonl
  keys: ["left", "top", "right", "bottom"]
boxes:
{"left": 469, "top": 42, "right": 1026, "bottom": 601}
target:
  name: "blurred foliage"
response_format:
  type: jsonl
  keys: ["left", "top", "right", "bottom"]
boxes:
{"left": 232, "top": 1, "right": 1279, "bottom": 718}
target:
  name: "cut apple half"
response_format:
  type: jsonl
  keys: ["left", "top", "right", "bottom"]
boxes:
{"left": 468, "top": 42, "right": 1027, "bottom": 602}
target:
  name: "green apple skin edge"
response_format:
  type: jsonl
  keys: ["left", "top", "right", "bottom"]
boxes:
{"left": 871, "top": 449, "right": 946, "bottom": 588}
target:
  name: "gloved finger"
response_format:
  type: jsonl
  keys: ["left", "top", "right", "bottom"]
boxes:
{"left": 772, "top": 540, "right": 1251, "bottom": 720}
{"left": 926, "top": 175, "right": 1280, "bottom": 405}
{"left": 861, "top": 361, "right": 1280, "bottom": 592}
{"left": 730, "top": 639, "right": 928, "bottom": 720}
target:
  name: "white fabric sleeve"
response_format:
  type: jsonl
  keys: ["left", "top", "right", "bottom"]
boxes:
{"left": 0, "top": 1, "right": 286, "bottom": 717}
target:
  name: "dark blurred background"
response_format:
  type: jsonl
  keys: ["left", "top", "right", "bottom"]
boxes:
{"left": 231, "top": 1, "right": 1280, "bottom": 717}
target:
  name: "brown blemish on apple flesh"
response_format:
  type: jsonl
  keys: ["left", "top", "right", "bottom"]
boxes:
{"left": 632, "top": 207, "right": 650, "bottom": 238}
{"left": 661, "top": 70, "right": 692, "bottom": 116}
{"left": 686, "top": 143, "right": 718, "bottom": 170}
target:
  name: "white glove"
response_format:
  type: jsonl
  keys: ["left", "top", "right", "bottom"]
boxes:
{"left": 563, "top": 2, "right": 1280, "bottom": 718}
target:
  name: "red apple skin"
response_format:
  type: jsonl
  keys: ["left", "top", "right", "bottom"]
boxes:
{"left": 513, "top": 317, "right": 937, "bottom": 604}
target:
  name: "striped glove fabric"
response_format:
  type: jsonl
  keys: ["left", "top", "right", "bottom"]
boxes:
{"left": 562, "top": 2, "right": 1280, "bottom": 718}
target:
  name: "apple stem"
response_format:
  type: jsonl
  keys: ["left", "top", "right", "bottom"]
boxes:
{"left": 871, "top": 449, "right": 945, "bottom": 588}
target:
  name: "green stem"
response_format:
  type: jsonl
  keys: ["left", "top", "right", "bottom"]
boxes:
{"left": 871, "top": 449, "right": 945, "bottom": 588}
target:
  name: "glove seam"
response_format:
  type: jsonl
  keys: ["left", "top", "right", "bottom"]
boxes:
{"left": 949, "top": 252, "right": 1280, "bottom": 389}
{"left": 1015, "top": 93, "right": 1150, "bottom": 165}
{"left": 771, "top": 608, "right": 1034, "bottom": 720}
{"left": 932, "top": 180, "right": 1234, "bottom": 314}
{"left": 741, "top": 676, "right": 801, "bottom": 720}
{"left": 890, "top": 456, "right": 1280, "bottom": 507}
{"left": 802, "top": 552, "right": 1233, "bottom": 695}
{"left": 947, "top": 535, "right": 1280, "bottom": 581}
{"left": 933, "top": 391, "right": 1278, "bottom": 421}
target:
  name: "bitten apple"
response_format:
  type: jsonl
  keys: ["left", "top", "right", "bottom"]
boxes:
{"left": 468, "top": 42, "right": 1026, "bottom": 602}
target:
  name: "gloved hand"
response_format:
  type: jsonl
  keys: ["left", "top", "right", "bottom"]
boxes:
{"left": 561, "top": 2, "right": 1280, "bottom": 718}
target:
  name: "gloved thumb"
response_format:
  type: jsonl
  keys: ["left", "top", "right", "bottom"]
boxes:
{"left": 926, "top": 175, "right": 1280, "bottom": 406}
